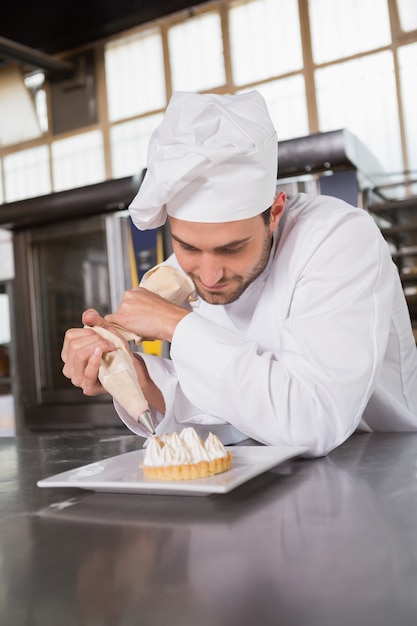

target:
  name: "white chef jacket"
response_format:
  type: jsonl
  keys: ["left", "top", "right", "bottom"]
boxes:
{"left": 116, "top": 193, "right": 417, "bottom": 456}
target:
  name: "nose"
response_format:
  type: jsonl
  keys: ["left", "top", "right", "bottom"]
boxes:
{"left": 197, "top": 255, "right": 224, "bottom": 287}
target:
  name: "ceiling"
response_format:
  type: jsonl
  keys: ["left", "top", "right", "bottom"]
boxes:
{"left": 1, "top": 1, "right": 206, "bottom": 64}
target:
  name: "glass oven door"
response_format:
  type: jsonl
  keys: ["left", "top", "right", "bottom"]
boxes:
{"left": 13, "top": 212, "right": 132, "bottom": 432}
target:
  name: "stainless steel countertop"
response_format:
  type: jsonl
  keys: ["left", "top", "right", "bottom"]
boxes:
{"left": 1, "top": 432, "right": 417, "bottom": 626}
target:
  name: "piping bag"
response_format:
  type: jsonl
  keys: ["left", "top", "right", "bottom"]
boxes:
{"left": 89, "top": 264, "right": 197, "bottom": 436}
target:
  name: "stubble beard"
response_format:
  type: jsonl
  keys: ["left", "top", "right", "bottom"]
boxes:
{"left": 190, "top": 230, "right": 273, "bottom": 305}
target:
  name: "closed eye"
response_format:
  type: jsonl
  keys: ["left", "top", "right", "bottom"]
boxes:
{"left": 172, "top": 234, "right": 251, "bottom": 255}
{"left": 178, "top": 242, "right": 199, "bottom": 252}
{"left": 221, "top": 246, "right": 244, "bottom": 254}
{"left": 180, "top": 243, "right": 244, "bottom": 255}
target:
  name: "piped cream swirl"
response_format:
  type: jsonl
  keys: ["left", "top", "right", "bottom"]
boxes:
{"left": 143, "top": 427, "right": 228, "bottom": 467}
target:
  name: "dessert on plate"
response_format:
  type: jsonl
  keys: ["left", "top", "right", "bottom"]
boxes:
{"left": 142, "top": 427, "right": 233, "bottom": 481}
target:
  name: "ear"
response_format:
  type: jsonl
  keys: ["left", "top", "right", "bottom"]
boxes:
{"left": 269, "top": 192, "right": 286, "bottom": 233}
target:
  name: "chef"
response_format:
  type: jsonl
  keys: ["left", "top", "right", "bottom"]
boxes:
{"left": 61, "top": 90, "right": 417, "bottom": 456}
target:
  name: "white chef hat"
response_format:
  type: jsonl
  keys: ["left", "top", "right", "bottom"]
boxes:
{"left": 129, "top": 90, "right": 278, "bottom": 230}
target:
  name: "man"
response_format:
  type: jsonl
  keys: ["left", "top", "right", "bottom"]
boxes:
{"left": 62, "top": 91, "right": 417, "bottom": 456}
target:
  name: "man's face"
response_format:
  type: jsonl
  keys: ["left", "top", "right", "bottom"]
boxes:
{"left": 168, "top": 196, "right": 284, "bottom": 305}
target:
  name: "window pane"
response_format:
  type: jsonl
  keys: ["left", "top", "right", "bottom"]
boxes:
{"left": 316, "top": 51, "right": 402, "bottom": 176}
{"left": 229, "top": 0, "right": 302, "bottom": 86}
{"left": 52, "top": 131, "right": 105, "bottom": 192}
{"left": 3, "top": 146, "right": 51, "bottom": 202}
{"left": 397, "top": 0, "right": 417, "bottom": 31}
{"left": 105, "top": 29, "right": 166, "bottom": 122}
{"left": 169, "top": 12, "right": 226, "bottom": 92}
{"left": 398, "top": 43, "right": 417, "bottom": 174}
{"left": 239, "top": 75, "right": 309, "bottom": 141}
{"left": 110, "top": 113, "right": 164, "bottom": 178}
{"left": 309, "top": 0, "right": 391, "bottom": 64}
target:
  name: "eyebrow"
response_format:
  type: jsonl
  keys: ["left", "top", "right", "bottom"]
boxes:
{"left": 171, "top": 233, "right": 252, "bottom": 252}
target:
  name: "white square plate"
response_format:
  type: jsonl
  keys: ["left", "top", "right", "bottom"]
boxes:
{"left": 37, "top": 445, "right": 307, "bottom": 497}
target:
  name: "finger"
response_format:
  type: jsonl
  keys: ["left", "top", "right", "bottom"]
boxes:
{"left": 61, "top": 336, "right": 97, "bottom": 381}
{"left": 61, "top": 326, "right": 99, "bottom": 362}
{"left": 62, "top": 345, "right": 103, "bottom": 395}
{"left": 61, "top": 335, "right": 115, "bottom": 387}
{"left": 82, "top": 308, "right": 108, "bottom": 328}
{"left": 81, "top": 346, "right": 106, "bottom": 396}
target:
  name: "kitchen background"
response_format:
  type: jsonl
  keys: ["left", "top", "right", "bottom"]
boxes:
{"left": 0, "top": 0, "right": 416, "bottom": 435}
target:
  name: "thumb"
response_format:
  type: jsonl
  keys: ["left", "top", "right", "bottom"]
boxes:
{"left": 82, "top": 308, "right": 108, "bottom": 328}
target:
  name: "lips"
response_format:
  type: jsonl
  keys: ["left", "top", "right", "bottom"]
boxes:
{"left": 200, "top": 281, "right": 230, "bottom": 291}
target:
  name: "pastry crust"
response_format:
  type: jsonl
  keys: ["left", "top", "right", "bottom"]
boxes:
{"left": 143, "top": 451, "right": 233, "bottom": 481}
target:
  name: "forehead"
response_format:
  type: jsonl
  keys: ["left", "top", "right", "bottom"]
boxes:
{"left": 168, "top": 215, "right": 264, "bottom": 247}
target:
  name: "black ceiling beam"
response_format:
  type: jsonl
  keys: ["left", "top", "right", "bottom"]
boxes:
{"left": 0, "top": 35, "right": 74, "bottom": 78}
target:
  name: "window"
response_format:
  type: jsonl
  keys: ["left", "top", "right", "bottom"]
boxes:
{"left": 3, "top": 146, "right": 51, "bottom": 202}
{"left": 52, "top": 131, "right": 105, "bottom": 192}
{"left": 397, "top": 0, "right": 417, "bottom": 32}
{"left": 309, "top": 0, "right": 391, "bottom": 64}
{"left": 239, "top": 75, "right": 309, "bottom": 140}
{"left": 110, "top": 113, "right": 164, "bottom": 178}
{"left": 229, "top": 0, "right": 303, "bottom": 85}
{"left": 315, "top": 51, "right": 402, "bottom": 175}
{"left": 169, "top": 12, "right": 226, "bottom": 92}
{"left": 105, "top": 29, "right": 166, "bottom": 122}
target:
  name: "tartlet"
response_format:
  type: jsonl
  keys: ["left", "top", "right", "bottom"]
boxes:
{"left": 142, "top": 427, "right": 233, "bottom": 481}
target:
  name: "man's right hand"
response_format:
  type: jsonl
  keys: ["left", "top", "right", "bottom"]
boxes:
{"left": 61, "top": 308, "right": 117, "bottom": 396}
